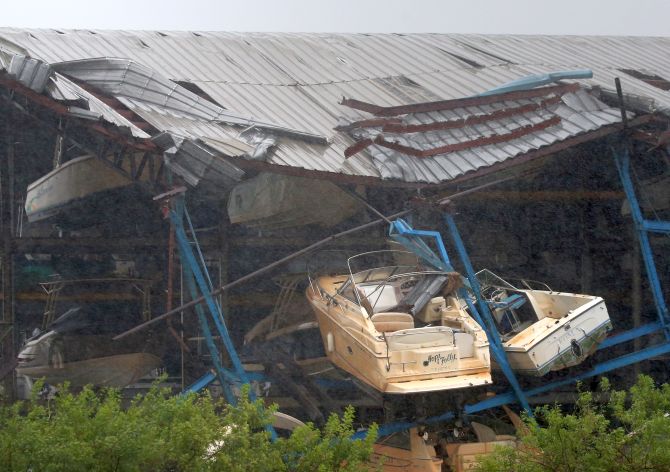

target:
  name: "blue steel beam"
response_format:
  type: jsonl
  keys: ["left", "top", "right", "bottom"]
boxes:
{"left": 465, "top": 341, "right": 670, "bottom": 414}
{"left": 598, "top": 322, "right": 663, "bottom": 350}
{"left": 353, "top": 341, "right": 670, "bottom": 439}
{"left": 172, "top": 197, "right": 251, "bottom": 386}
{"left": 388, "top": 216, "right": 531, "bottom": 414}
{"left": 184, "top": 371, "right": 217, "bottom": 395}
{"left": 642, "top": 220, "right": 670, "bottom": 234}
{"left": 613, "top": 145, "right": 669, "bottom": 333}
{"left": 443, "top": 212, "right": 532, "bottom": 415}
{"left": 177, "top": 232, "right": 237, "bottom": 401}
{"left": 478, "top": 69, "right": 593, "bottom": 96}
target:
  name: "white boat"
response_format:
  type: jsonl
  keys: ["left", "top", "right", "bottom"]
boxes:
{"left": 477, "top": 270, "right": 612, "bottom": 376}
{"left": 306, "top": 250, "right": 491, "bottom": 394}
{"left": 25, "top": 154, "right": 135, "bottom": 223}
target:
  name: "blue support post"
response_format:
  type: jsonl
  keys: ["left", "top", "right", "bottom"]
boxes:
{"left": 612, "top": 144, "right": 669, "bottom": 336}
{"left": 177, "top": 226, "right": 237, "bottom": 402}
{"left": 443, "top": 212, "right": 532, "bottom": 415}
{"left": 388, "top": 217, "right": 532, "bottom": 414}
{"left": 170, "top": 196, "right": 251, "bottom": 398}
{"left": 170, "top": 195, "right": 277, "bottom": 440}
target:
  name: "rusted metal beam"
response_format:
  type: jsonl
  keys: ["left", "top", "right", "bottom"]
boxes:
{"left": 381, "top": 96, "right": 561, "bottom": 133}
{"left": 341, "top": 83, "right": 580, "bottom": 117}
{"left": 462, "top": 190, "right": 624, "bottom": 202}
{"left": 334, "top": 117, "right": 402, "bottom": 132}
{"left": 0, "top": 78, "right": 156, "bottom": 152}
{"left": 1, "top": 113, "right": 16, "bottom": 400}
{"left": 370, "top": 116, "right": 562, "bottom": 158}
{"left": 221, "top": 154, "right": 429, "bottom": 189}
{"left": 343, "top": 138, "right": 374, "bottom": 158}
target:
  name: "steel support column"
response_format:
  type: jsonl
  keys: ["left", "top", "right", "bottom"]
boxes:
{"left": 442, "top": 212, "right": 532, "bottom": 415}
{"left": 612, "top": 144, "right": 669, "bottom": 335}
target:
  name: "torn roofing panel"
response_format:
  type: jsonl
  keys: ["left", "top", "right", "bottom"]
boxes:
{"left": 160, "top": 134, "right": 245, "bottom": 188}
{"left": 339, "top": 86, "right": 624, "bottom": 183}
{"left": 52, "top": 58, "right": 327, "bottom": 143}
{"left": 48, "top": 72, "right": 151, "bottom": 139}
{"left": 7, "top": 54, "right": 51, "bottom": 92}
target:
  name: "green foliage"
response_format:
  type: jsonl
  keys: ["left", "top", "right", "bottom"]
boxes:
{"left": 475, "top": 375, "right": 670, "bottom": 472}
{"left": 0, "top": 382, "right": 376, "bottom": 471}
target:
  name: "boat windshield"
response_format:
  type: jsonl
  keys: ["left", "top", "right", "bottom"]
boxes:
{"left": 476, "top": 269, "right": 519, "bottom": 292}
{"left": 476, "top": 269, "right": 552, "bottom": 292}
{"left": 335, "top": 250, "right": 448, "bottom": 313}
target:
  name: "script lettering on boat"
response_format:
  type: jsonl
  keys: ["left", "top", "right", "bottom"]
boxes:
{"left": 423, "top": 352, "right": 457, "bottom": 368}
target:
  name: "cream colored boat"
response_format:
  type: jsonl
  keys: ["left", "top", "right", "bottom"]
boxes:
{"left": 369, "top": 428, "right": 443, "bottom": 471}
{"left": 227, "top": 172, "right": 361, "bottom": 230}
{"left": 477, "top": 270, "right": 612, "bottom": 376}
{"left": 306, "top": 251, "right": 491, "bottom": 394}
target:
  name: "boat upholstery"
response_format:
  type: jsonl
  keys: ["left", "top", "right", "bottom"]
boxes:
{"left": 370, "top": 312, "right": 415, "bottom": 333}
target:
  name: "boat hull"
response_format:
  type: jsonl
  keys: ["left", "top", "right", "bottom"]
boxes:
{"left": 16, "top": 352, "right": 162, "bottom": 388}
{"left": 502, "top": 297, "right": 612, "bottom": 376}
{"left": 227, "top": 172, "right": 361, "bottom": 230}
{"left": 25, "top": 155, "right": 134, "bottom": 224}
{"left": 307, "top": 283, "right": 491, "bottom": 394}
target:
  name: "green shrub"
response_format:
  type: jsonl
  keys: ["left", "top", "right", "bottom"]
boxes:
{"left": 0, "top": 382, "right": 376, "bottom": 471}
{"left": 476, "top": 375, "right": 670, "bottom": 472}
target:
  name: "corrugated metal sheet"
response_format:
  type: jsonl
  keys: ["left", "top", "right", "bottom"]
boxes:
{"left": 0, "top": 29, "right": 667, "bottom": 184}
{"left": 47, "top": 72, "right": 151, "bottom": 138}
{"left": 341, "top": 87, "right": 623, "bottom": 182}
{"left": 6, "top": 54, "right": 51, "bottom": 92}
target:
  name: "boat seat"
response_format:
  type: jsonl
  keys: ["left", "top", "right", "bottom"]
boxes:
{"left": 399, "top": 274, "right": 448, "bottom": 316}
{"left": 370, "top": 312, "right": 415, "bottom": 333}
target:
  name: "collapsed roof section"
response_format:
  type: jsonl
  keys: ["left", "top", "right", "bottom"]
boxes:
{"left": 337, "top": 83, "right": 626, "bottom": 182}
{"left": 0, "top": 29, "right": 667, "bottom": 188}
{"left": 1, "top": 52, "right": 330, "bottom": 188}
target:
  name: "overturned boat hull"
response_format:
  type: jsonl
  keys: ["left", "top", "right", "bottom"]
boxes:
{"left": 25, "top": 154, "right": 134, "bottom": 223}
{"left": 227, "top": 172, "right": 361, "bottom": 230}
{"left": 16, "top": 352, "right": 162, "bottom": 388}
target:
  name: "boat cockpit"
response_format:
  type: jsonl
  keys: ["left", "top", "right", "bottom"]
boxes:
{"left": 476, "top": 269, "right": 548, "bottom": 340}
{"left": 310, "top": 251, "right": 476, "bottom": 340}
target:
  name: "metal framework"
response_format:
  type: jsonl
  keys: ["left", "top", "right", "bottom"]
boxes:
{"left": 355, "top": 146, "right": 670, "bottom": 437}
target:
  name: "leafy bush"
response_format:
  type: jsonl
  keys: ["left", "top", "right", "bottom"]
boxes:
{"left": 476, "top": 375, "right": 670, "bottom": 472}
{"left": 0, "top": 382, "right": 376, "bottom": 471}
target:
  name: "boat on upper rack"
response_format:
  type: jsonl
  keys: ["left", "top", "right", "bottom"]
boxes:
{"left": 306, "top": 250, "right": 491, "bottom": 394}
{"left": 476, "top": 270, "right": 612, "bottom": 376}
{"left": 24, "top": 153, "right": 152, "bottom": 229}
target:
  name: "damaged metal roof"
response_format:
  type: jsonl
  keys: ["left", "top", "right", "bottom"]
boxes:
{"left": 0, "top": 29, "right": 668, "bottom": 185}
{"left": 338, "top": 83, "right": 624, "bottom": 182}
